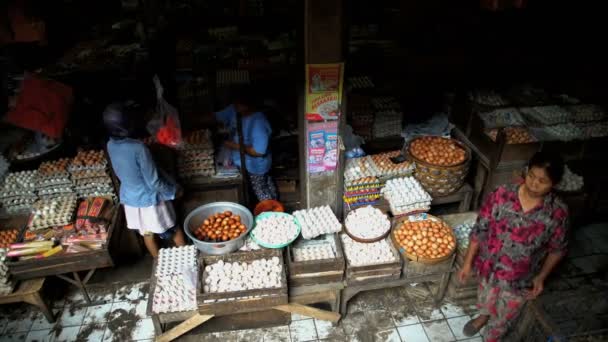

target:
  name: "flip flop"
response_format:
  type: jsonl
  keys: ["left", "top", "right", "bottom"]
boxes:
{"left": 463, "top": 319, "right": 482, "bottom": 337}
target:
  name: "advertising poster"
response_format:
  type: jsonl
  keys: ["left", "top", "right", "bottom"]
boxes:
{"left": 305, "top": 63, "right": 344, "bottom": 121}
{"left": 307, "top": 121, "right": 339, "bottom": 173}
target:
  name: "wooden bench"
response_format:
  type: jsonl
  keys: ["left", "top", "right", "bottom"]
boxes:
{"left": 0, "top": 278, "right": 54, "bottom": 323}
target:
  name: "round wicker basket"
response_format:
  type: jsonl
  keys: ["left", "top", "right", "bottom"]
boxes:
{"left": 407, "top": 137, "right": 471, "bottom": 197}
{"left": 391, "top": 214, "right": 457, "bottom": 265}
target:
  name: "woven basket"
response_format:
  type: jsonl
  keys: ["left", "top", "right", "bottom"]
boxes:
{"left": 391, "top": 214, "right": 457, "bottom": 265}
{"left": 407, "top": 137, "right": 471, "bottom": 197}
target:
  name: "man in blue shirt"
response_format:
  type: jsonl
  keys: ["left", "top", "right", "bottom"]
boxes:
{"left": 215, "top": 91, "right": 277, "bottom": 202}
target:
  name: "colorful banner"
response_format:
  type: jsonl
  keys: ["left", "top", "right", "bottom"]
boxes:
{"left": 305, "top": 63, "right": 344, "bottom": 121}
{"left": 307, "top": 121, "right": 339, "bottom": 173}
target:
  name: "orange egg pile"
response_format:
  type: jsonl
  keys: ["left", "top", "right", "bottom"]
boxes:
{"left": 0, "top": 229, "right": 19, "bottom": 248}
{"left": 409, "top": 137, "right": 467, "bottom": 166}
{"left": 486, "top": 127, "right": 536, "bottom": 144}
{"left": 393, "top": 219, "right": 456, "bottom": 260}
{"left": 193, "top": 211, "right": 246, "bottom": 242}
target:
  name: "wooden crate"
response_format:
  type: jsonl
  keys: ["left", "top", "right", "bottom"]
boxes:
{"left": 286, "top": 234, "right": 345, "bottom": 287}
{"left": 197, "top": 249, "right": 288, "bottom": 316}
{"left": 343, "top": 234, "right": 402, "bottom": 285}
{"left": 7, "top": 205, "right": 123, "bottom": 280}
{"left": 402, "top": 254, "right": 454, "bottom": 279}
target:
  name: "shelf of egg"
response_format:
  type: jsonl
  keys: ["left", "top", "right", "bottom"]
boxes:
{"left": 341, "top": 233, "right": 402, "bottom": 284}
{"left": 287, "top": 234, "right": 345, "bottom": 286}
{"left": 198, "top": 249, "right": 288, "bottom": 315}
{"left": 177, "top": 130, "right": 216, "bottom": 179}
{"left": 578, "top": 122, "right": 608, "bottom": 139}
{"left": 343, "top": 158, "right": 383, "bottom": 209}
{"left": 293, "top": 206, "right": 342, "bottom": 239}
{"left": 0, "top": 249, "right": 15, "bottom": 295}
{"left": 530, "top": 123, "right": 583, "bottom": 142}
{"left": 152, "top": 246, "right": 198, "bottom": 314}
{"left": 28, "top": 195, "right": 77, "bottom": 231}
{"left": 68, "top": 151, "right": 116, "bottom": 200}
{"left": 0, "top": 171, "right": 39, "bottom": 213}
{"left": 567, "top": 104, "right": 605, "bottom": 123}
{"left": 382, "top": 177, "right": 432, "bottom": 216}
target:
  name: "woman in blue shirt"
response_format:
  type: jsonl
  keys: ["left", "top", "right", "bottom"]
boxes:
{"left": 215, "top": 91, "right": 277, "bottom": 202}
{"left": 103, "top": 103, "right": 185, "bottom": 257}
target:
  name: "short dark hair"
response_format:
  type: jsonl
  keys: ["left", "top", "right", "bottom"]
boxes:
{"left": 528, "top": 151, "right": 564, "bottom": 185}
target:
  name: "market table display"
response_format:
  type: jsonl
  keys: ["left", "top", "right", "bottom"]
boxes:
{"left": 0, "top": 149, "right": 125, "bottom": 303}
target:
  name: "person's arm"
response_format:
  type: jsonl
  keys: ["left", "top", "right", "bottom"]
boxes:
{"left": 137, "top": 145, "right": 177, "bottom": 199}
{"left": 223, "top": 141, "right": 263, "bottom": 156}
{"left": 458, "top": 188, "right": 498, "bottom": 283}
{"left": 527, "top": 206, "right": 569, "bottom": 299}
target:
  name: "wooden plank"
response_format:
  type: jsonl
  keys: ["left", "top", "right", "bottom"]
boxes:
{"left": 156, "top": 313, "right": 214, "bottom": 342}
{"left": 274, "top": 303, "right": 340, "bottom": 322}
{"left": 177, "top": 309, "right": 290, "bottom": 334}
{"left": 290, "top": 290, "right": 337, "bottom": 306}
{"left": 0, "top": 278, "right": 44, "bottom": 304}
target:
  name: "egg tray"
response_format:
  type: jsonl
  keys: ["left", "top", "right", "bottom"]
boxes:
{"left": 341, "top": 234, "right": 402, "bottom": 285}
{"left": 520, "top": 106, "right": 572, "bottom": 126}
{"left": 37, "top": 171, "right": 71, "bottom": 181}
{"left": 178, "top": 169, "right": 215, "bottom": 179}
{"left": 38, "top": 159, "right": 71, "bottom": 176}
{"left": 0, "top": 190, "right": 38, "bottom": 199}
{"left": 177, "top": 159, "right": 215, "bottom": 169}
{"left": 1, "top": 197, "right": 38, "bottom": 206}
{"left": 178, "top": 149, "right": 214, "bottom": 161}
{"left": 478, "top": 108, "right": 526, "bottom": 129}
{"left": 76, "top": 190, "right": 116, "bottom": 200}
{"left": 197, "top": 249, "right": 288, "bottom": 316}
{"left": 74, "top": 177, "right": 112, "bottom": 188}
{"left": 38, "top": 187, "right": 75, "bottom": 196}
{"left": 287, "top": 234, "right": 345, "bottom": 286}
{"left": 567, "top": 105, "right": 605, "bottom": 123}
{"left": 38, "top": 178, "right": 73, "bottom": 188}
{"left": 70, "top": 169, "right": 109, "bottom": 180}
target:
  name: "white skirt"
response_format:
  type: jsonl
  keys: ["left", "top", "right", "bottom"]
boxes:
{"left": 124, "top": 201, "right": 176, "bottom": 235}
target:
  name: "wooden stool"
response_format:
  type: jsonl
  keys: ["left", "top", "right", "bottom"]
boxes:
{"left": 0, "top": 278, "right": 54, "bottom": 323}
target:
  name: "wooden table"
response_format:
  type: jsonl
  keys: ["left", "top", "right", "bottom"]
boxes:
{"left": 0, "top": 278, "right": 54, "bottom": 323}
{"left": 289, "top": 281, "right": 344, "bottom": 314}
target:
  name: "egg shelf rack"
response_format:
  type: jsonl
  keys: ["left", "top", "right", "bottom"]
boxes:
{"left": 286, "top": 233, "right": 345, "bottom": 287}
{"left": 342, "top": 233, "right": 403, "bottom": 286}
{"left": 197, "top": 249, "right": 288, "bottom": 316}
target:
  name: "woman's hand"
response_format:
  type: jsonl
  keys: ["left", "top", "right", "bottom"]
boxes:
{"left": 525, "top": 275, "right": 545, "bottom": 300}
{"left": 224, "top": 141, "right": 239, "bottom": 150}
{"left": 458, "top": 264, "right": 472, "bottom": 284}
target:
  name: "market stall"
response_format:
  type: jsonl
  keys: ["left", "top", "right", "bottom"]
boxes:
{"left": 0, "top": 149, "right": 128, "bottom": 305}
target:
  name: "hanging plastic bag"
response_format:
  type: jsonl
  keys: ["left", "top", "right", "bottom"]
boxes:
{"left": 147, "top": 75, "right": 183, "bottom": 148}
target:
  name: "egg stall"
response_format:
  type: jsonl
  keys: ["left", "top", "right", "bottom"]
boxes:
{"left": 0, "top": 149, "right": 129, "bottom": 307}
{"left": 147, "top": 204, "right": 344, "bottom": 340}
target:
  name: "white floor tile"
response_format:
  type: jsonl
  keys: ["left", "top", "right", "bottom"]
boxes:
{"left": 416, "top": 306, "right": 444, "bottom": 322}
{"left": 55, "top": 325, "right": 81, "bottom": 342}
{"left": 0, "top": 332, "right": 27, "bottom": 342}
{"left": 83, "top": 303, "right": 113, "bottom": 325}
{"left": 289, "top": 319, "right": 318, "bottom": 342}
{"left": 291, "top": 312, "right": 309, "bottom": 321}
{"left": 397, "top": 324, "right": 429, "bottom": 342}
{"left": 64, "top": 289, "right": 86, "bottom": 307}
{"left": 459, "top": 337, "right": 483, "bottom": 342}
{"left": 448, "top": 316, "right": 478, "bottom": 340}
{"left": 114, "top": 282, "right": 149, "bottom": 302}
{"left": 314, "top": 319, "right": 346, "bottom": 340}
{"left": 58, "top": 306, "right": 87, "bottom": 327}
{"left": 422, "top": 320, "right": 456, "bottom": 342}
{"left": 131, "top": 318, "right": 155, "bottom": 340}
{"left": 441, "top": 303, "right": 467, "bottom": 318}
{"left": 134, "top": 299, "right": 149, "bottom": 319}
{"left": 108, "top": 301, "right": 138, "bottom": 320}
{"left": 25, "top": 329, "right": 53, "bottom": 342}
{"left": 4, "top": 310, "right": 35, "bottom": 333}
{"left": 262, "top": 325, "right": 291, "bottom": 342}
{"left": 77, "top": 323, "right": 106, "bottom": 341}
{"left": 374, "top": 328, "right": 401, "bottom": 342}
{"left": 391, "top": 311, "right": 420, "bottom": 327}
{"left": 30, "top": 310, "right": 59, "bottom": 331}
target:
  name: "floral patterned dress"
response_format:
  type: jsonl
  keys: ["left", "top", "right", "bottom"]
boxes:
{"left": 470, "top": 183, "right": 568, "bottom": 341}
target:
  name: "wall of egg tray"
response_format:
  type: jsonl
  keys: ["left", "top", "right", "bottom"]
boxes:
{"left": 177, "top": 130, "right": 216, "bottom": 179}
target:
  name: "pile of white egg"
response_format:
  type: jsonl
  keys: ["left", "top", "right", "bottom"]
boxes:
{"left": 341, "top": 234, "right": 397, "bottom": 266}
{"left": 3, "top": 171, "right": 37, "bottom": 189}
{"left": 203, "top": 257, "right": 283, "bottom": 293}
{"left": 345, "top": 206, "right": 390, "bottom": 240}
{"left": 153, "top": 246, "right": 198, "bottom": 314}
{"left": 382, "top": 177, "right": 432, "bottom": 215}
{"left": 239, "top": 236, "right": 262, "bottom": 251}
{"left": 293, "top": 244, "right": 335, "bottom": 262}
{"left": 555, "top": 165, "right": 584, "bottom": 192}
{"left": 0, "top": 249, "right": 15, "bottom": 295}
{"left": 0, "top": 156, "right": 9, "bottom": 181}
{"left": 293, "top": 206, "right": 341, "bottom": 239}
{"left": 252, "top": 215, "right": 299, "bottom": 246}
{"left": 453, "top": 223, "right": 474, "bottom": 249}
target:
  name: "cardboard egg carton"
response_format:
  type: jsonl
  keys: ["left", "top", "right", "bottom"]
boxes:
{"left": 29, "top": 195, "right": 77, "bottom": 230}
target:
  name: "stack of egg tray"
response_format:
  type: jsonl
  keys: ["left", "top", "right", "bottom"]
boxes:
{"left": 373, "top": 110, "right": 403, "bottom": 139}
{"left": 37, "top": 159, "right": 75, "bottom": 200}
{"left": 0, "top": 249, "right": 15, "bottom": 295}
{"left": 177, "top": 130, "right": 216, "bottom": 179}
{"left": 152, "top": 246, "right": 198, "bottom": 314}
{"left": 0, "top": 171, "right": 38, "bottom": 213}
{"left": 29, "top": 195, "right": 77, "bottom": 231}
{"left": 69, "top": 156, "right": 116, "bottom": 200}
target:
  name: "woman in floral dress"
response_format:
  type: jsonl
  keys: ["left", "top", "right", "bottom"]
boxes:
{"left": 458, "top": 152, "right": 569, "bottom": 341}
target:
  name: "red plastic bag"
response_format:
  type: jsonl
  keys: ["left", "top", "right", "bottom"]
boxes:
{"left": 5, "top": 74, "right": 72, "bottom": 139}
{"left": 147, "top": 75, "right": 182, "bottom": 148}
